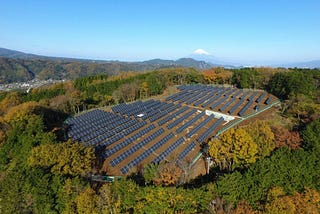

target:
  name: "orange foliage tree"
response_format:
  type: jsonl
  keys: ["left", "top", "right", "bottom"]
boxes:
{"left": 203, "top": 67, "right": 233, "bottom": 84}
{"left": 272, "top": 125, "right": 301, "bottom": 149}
{"left": 264, "top": 187, "right": 320, "bottom": 214}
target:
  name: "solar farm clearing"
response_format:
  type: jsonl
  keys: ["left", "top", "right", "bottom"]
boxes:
{"left": 66, "top": 85, "right": 279, "bottom": 175}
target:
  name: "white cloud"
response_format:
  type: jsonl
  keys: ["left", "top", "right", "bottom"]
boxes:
{"left": 193, "top": 49, "right": 210, "bottom": 55}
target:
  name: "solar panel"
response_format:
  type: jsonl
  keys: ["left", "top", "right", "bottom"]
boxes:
{"left": 247, "top": 92, "right": 258, "bottom": 101}
{"left": 167, "top": 109, "right": 196, "bottom": 129}
{"left": 152, "top": 137, "right": 185, "bottom": 163}
{"left": 158, "top": 106, "right": 189, "bottom": 126}
{"left": 176, "top": 111, "right": 205, "bottom": 133}
{"left": 219, "top": 97, "right": 236, "bottom": 112}
{"left": 186, "top": 114, "right": 215, "bottom": 138}
{"left": 120, "top": 132, "right": 175, "bottom": 173}
{"left": 256, "top": 93, "right": 266, "bottom": 103}
{"left": 197, "top": 117, "right": 224, "bottom": 142}
{"left": 104, "top": 124, "right": 155, "bottom": 158}
{"left": 265, "top": 97, "right": 272, "bottom": 105}
{"left": 178, "top": 142, "right": 196, "bottom": 160}
{"left": 210, "top": 95, "right": 229, "bottom": 110}
{"left": 238, "top": 100, "right": 253, "bottom": 116}
{"left": 228, "top": 98, "right": 246, "bottom": 114}
{"left": 110, "top": 128, "right": 164, "bottom": 167}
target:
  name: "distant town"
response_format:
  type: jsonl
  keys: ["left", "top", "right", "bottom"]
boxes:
{"left": 0, "top": 78, "right": 65, "bottom": 92}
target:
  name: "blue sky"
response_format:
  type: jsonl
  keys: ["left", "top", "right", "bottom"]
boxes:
{"left": 1, "top": 0, "right": 320, "bottom": 63}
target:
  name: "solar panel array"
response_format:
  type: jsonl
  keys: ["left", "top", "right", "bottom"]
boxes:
{"left": 66, "top": 84, "right": 276, "bottom": 175}
{"left": 176, "top": 85, "right": 274, "bottom": 117}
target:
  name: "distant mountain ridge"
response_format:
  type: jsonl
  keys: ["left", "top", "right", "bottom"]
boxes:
{"left": 0, "top": 47, "right": 41, "bottom": 59}
{"left": 142, "top": 58, "right": 212, "bottom": 70}
{"left": 0, "top": 47, "right": 214, "bottom": 84}
{"left": 1, "top": 47, "right": 319, "bottom": 84}
{"left": 280, "top": 60, "right": 320, "bottom": 69}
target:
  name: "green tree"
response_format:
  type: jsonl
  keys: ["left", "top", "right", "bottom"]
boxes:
{"left": 301, "top": 119, "right": 320, "bottom": 152}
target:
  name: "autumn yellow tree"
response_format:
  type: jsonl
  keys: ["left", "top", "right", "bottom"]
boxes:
{"left": 0, "top": 91, "right": 22, "bottom": 116}
{"left": 73, "top": 187, "right": 99, "bottom": 214}
{"left": 139, "top": 81, "right": 149, "bottom": 99}
{"left": 29, "top": 140, "right": 94, "bottom": 176}
{"left": 3, "top": 101, "right": 40, "bottom": 124}
{"left": 208, "top": 128, "right": 258, "bottom": 171}
{"left": 245, "top": 120, "right": 275, "bottom": 158}
{"left": 97, "top": 184, "right": 122, "bottom": 214}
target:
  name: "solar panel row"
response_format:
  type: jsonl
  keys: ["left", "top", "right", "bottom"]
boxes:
{"left": 176, "top": 111, "right": 205, "bottom": 133}
{"left": 149, "top": 103, "right": 181, "bottom": 122}
{"left": 158, "top": 106, "right": 189, "bottom": 126}
{"left": 256, "top": 93, "right": 266, "bottom": 103}
{"left": 265, "top": 97, "right": 272, "bottom": 105}
{"left": 228, "top": 98, "right": 246, "bottom": 114}
{"left": 231, "top": 90, "right": 243, "bottom": 98}
{"left": 69, "top": 113, "right": 131, "bottom": 142}
{"left": 185, "top": 91, "right": 206, "bottom": 105}
{"left": 167, "top": 109, "right": 197, "bottom": 129}
{"left": 186, "top": 114, "right": 215, "bottom": 138}
{"left": 193, "top": 88, "right": 221, "bottom": 107}
{"left": 197, "top": 117, "right": 224, "bottom": 142}
{"left": 104, "top": 124, "right": 156, "bottom": 158}
{"left": 110, "top": 128, "right": 165, "bottom": 167}
{"left": 152, "top": 137, "right": 185, "bottom": 163}
{"left": 209, "top": 95, "right": 229, "bottom": 110}
{"left": 178, "top": 142, "right": 196, "bottom": 161}
{"left": 120, "top": 132, "right": 175, "bottom": 174}
{"left": 219, "top": 96, "right": 237, "bottom": 112}
{"left": 247, "top": 92, "right": 258, "bottom": 101}
{"left": 238, "top": 100, "right": 253, "bottom": 116}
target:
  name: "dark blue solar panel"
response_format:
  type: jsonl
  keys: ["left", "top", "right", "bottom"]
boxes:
{"left": 176, "top": 111, "right": 205, "bottom": 133}
{"left": 167, "top": 109, "right": 196, "bottom": 129}
{"left": 120, "top": 132, "right": 175, "bottom": 173}
{"left": 186, "top": 114, "right": 215, "bottom": 138}
{"left": 178, "top": 142, "right": 196, "bottom": 160}
{"left": 209, "top": 95, "right": 229, "bottom": 110}
{"left": 110, "top": 128, "right": 164, "bottom": 167}
{"left": 219, "top": 97, "right": 236, "bottom": 112}
{"left": 152, "top": 137, "right": 185, "bottom": 163}
{"left": 238, "top": 100, "right": 253, "bottom": 116}
{"left": 197, "top": 117, "right": 224, "bottom": 142}
{"left": 247, "top": 92, "right": 258, "bottom": 101}
{"left": 158, "top": 106, "right": 189, "bottom": 126}
{"left": 228, "top": 98, "right": 246, "bottom": 114}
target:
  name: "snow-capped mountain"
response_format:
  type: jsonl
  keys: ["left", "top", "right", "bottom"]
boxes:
{"left": 188, "top": 49, "right": 239, "bottom": 67}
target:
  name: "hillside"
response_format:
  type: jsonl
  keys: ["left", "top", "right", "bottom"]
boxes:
{"left": 0, "top": 48, "right": 213, "bottom": 84}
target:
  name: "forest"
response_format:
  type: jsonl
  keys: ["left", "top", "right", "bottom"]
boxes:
{"left": 0, "top": 66, "right": 319, "bottom": 213}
